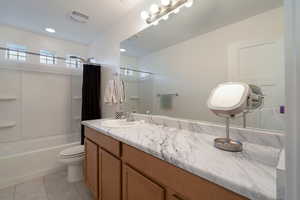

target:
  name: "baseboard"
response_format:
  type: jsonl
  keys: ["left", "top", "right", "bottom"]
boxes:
{"left": 0, "top": 166, "right": 67, "bottom": 189}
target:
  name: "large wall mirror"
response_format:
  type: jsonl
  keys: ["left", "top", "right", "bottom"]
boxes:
{"left": 120, "top": 0, "right": 284, "bottom": 131}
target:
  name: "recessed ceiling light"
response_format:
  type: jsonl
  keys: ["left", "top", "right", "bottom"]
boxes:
{"left": 45, "top": 28, "right": 56, "bottom": 33}
{"left": 120, "top": 48, "right": 126, "bottom": 52}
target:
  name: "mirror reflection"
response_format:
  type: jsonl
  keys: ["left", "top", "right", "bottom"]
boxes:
{"left": 120, "top": 0, "right": 284, "bottom": 131}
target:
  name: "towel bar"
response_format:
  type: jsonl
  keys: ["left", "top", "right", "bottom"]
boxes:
{"left": 157, "top": 93, "right": 178, "bottom": 97}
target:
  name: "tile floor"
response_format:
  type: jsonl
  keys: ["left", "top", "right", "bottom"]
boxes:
{"left": 0, "top": 170, "right": 93, "bottom": 200}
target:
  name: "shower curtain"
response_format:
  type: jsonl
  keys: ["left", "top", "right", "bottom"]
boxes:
{"left": 81, "top": 64, "right": 101, "bottom": 145}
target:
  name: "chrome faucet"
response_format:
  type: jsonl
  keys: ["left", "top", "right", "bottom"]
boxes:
{"left": 125, "top": 112, "right": 135, "bottom": 122}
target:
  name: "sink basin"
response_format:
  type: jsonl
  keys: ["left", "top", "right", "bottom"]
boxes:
{"left": 101, "top": 119, "right": 141, "bottom": 128}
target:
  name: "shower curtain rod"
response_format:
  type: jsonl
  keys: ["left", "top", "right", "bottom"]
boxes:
{"left": 0, "top": 47, "right": 68, "bottom": 61}
{"left": 120, "top": 66, "right": 153, "bottom": 75}
{"left": 0, "top": 47, "right": 97, "bottom": 65}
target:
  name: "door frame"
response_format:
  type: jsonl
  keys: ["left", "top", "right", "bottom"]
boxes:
{"left": 285, "top": 0, "right": 300, "bottom": 199}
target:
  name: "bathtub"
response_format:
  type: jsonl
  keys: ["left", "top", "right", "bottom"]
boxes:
{"left": 0, "top": 134, "right": 80, "bottom": 189}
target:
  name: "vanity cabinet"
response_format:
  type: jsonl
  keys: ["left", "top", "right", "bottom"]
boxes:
{"left": 84, "top": 127, "right": 248, "bottom": 200}
{"left": 167, "top": 193, "right": 186, "bottom": 200}
{"left": 85, "top": 127, "right": 122, "bottom": 200}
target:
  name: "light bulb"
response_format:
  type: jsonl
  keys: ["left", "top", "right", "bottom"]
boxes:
{"left": 45, "top": 28, "right": 56, "bottom": 33}
{"left": 185, "top": 0, "right": 193, "bottom": 8}
{"left": 150, "top": 4, "right": 160, "bottom": 14}
{"left": 153, "top": 21, "right": 159, "bottom": 26}
{"left": 162, "top": 15, "right": 169, "bottom": 20}
{"left": 140, "top": 11, "right": 149, "bottom": 20}
{"left": 173, "top": 7, "right": 180, "bottom": 14}
{"left": 161, "top": 0, "right": 171, "bottom": 6}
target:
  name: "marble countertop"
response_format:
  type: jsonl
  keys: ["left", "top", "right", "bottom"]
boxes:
{"left": 82, "top": 119, "right": 281, "bottom": 200}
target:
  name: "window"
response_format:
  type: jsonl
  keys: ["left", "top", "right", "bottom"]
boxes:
{"left": 40, "top": 50, "right": 56, "bottom": 65}
{"left": 65, "top": 56, "right": 82, "bottom": 68}
{"left": 5, "top": 44, "right": 27, "bottom": 61}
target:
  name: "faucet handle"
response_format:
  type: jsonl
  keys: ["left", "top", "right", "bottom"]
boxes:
{"left": 126, "top": 112, "right": 135, "bottom": 122}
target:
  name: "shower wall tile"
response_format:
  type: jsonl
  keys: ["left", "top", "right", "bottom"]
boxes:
{"left": 22, "top": 71, "right": 72, "bottom": 139}
{"left": 0, "top": 69, "right": 21, "bottom": 142}
{"left": 71, "top": 74, "right": 82, "bottom": 133}
{"left": 0, "top": 186, "right": 14, "bottom": 200}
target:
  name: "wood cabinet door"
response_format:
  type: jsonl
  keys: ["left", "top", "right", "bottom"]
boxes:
{"left": 213, "top": 185, "right": 248, "bottom": 200}
{"left": 167, "top": 190, "right": 187, "bottom": 200}
{"left": 168, "top": 195, "right": 184, "bottom": 200}
{"left": 101, "top": 149, "right": 121, "bottom": 200}
{"left": 123, "top": 164, "right": 165, "bottom": 200}
{"left": 85, "top": 139, "right": 98, "bottom": 199}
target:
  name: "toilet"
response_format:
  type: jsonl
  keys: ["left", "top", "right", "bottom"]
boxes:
{"left": 59, "top": 145, "right": 85, "bottom": 182}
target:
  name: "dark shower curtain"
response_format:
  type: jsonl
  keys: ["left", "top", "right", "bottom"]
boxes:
{"left": 81, "top": 64, "right": 101, "bottom": 145}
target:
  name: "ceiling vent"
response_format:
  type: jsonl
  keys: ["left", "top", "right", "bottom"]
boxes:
{"left": 70, "top": 11, "right": 89, "bottom": 23}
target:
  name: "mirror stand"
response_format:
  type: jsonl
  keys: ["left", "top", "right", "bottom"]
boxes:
{"left": 214, "top": 117, "right": 243, "bottom": 152}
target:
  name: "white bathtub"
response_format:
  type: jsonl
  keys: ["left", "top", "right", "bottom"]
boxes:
{"left": 0, "top": 134, "right": 81, "bottom": 189}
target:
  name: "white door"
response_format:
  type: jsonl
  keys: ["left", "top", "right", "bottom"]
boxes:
{"left": 228, "top": 40, "right": 285, "bottom": 130}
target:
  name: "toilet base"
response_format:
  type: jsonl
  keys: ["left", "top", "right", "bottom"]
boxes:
{"left": 67, "top": 163, "right": 83, "bottom": 183}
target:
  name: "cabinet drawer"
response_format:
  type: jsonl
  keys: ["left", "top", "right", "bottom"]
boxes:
{"left": 85, "top": 127, "right": 121, "bottom": 157}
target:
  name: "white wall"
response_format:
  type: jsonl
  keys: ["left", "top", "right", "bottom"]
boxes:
{"left": 136, "top": 8, "right": 283, "bottom": 126}
{"left": 120, "top": 55, "right": 138, "bottom": 68}
{"left": 88, "top": 2, "right": 150, "bottom": 118}
{"left": 0, "top": 25, "right": 88, "bottom": 60}
{"left": 285, "top": 0, "right": 300, "bottom": 199}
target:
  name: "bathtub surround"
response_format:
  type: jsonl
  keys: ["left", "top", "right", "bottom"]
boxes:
{"left": 82, "top": 116, "right": 284, "bottom": 200}
{"left": 0, "top": 60, "right": 83, "bottom": 187}
{"left": 81, "top": 64, "right": 101, "bottom": 145}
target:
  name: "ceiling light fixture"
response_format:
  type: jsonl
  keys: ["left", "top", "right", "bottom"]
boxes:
{"left": 45, "top": 28, "right": 56, "bottom": 33}
{"left": 185, "top": 0, "right": 194, "bottom": 7}
{"left": 120, "top": 48, "right": 126, "bottom": 52}
{"left": 173, "top": 7, "right": 180, "bottom": 14}
{"left": 141, "top": 0, "right": 194, "bottom": 25}
{"left": 150, "top": 4, "right": 160, "bottom": 14}
{"left": 141, "top": 11, "right": 149, "bottom": 20}
{"left": 161, "top": 0, "right": 171, "bottom": 6}
{"left": 162, "top": 15, "right": 169, "bottom": 20}
{"left": 153, "top": 21, "right": 159, "bottom": 26}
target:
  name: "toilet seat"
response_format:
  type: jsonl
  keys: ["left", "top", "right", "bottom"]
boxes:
{"left": 60, "top": 145, "right": 85, "bottom": 159}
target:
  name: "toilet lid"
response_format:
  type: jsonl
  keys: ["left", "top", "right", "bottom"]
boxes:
{"left": 60, "top": 145, "right": 85, "bottom": 157}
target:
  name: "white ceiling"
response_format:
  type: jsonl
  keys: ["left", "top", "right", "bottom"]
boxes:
{"left": 0, "top": 0, "right": 143, "bottom": 45}
{"left": 121, "top": 0, "right": 283, "bottom": 57}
